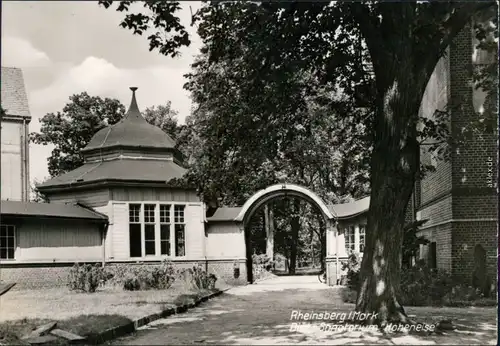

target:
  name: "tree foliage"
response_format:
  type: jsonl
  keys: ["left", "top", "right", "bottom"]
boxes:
{"left": 142, "top": 101, "right": 183, "bottom": 139}
{"left": 31, "top": 92, "right": 184, "bottom": 177}
{"left": 30, "top": 92, "right": 126, "bottom": 177}
{"left": 99, "top": 0, "right": 497, "bottom": 324}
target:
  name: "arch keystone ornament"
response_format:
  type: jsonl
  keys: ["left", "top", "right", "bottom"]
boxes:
{"left": 234, "top": 183, "right": 345, "bottom": 285}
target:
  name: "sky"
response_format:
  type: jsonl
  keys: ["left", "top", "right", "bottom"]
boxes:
{"left": 1, "top": 1, "right": 203, "bottom": 185}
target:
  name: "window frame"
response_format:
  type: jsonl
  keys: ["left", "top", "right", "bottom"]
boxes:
{"left": 127, "top": 202, "right": 188, "bottom": 259}
{"left": 128, "top": 204, "right": 143, "bottom": 258}
{"left": 159, "top": 204, "right": 172, "bottom": 256}
{"left": 359, "top": 225, "right": 366, "bottom": 253}
{"left": 0, "top": 224, "right": 16, "bottom": 260}
{"left": 143, "top": 204, "right": 156, "bottom": 256}
{"left": 344, "top": 225, "right": 356, "bottom": 254}
{"left": 174, "top": 205, "right": 186, "bottom": 257}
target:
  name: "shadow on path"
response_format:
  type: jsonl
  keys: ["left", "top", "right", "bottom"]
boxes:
{"left": 109, "top": 276, "right": 497, "bottom": 345}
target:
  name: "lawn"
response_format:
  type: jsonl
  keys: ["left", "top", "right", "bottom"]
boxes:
{"left": 0, "top": 281, "right": 218, "bottom": 345}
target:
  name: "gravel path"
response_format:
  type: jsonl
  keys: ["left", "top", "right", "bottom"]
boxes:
{"left": 109, "top": 276, "right": 497, "bottom": 345}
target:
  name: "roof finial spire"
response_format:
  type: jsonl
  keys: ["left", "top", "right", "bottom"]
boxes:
{"left": 126, "top": 87, "right": 140, "bottom": 119}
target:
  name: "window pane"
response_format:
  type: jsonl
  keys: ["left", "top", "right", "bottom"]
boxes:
{"left": 160, "top": 205, "right": 171, "bottom": 224}
{"left": 345, "top": 226, "right": 355, "bottom": 252}
{"left": 145, "top": 225, "right": 155, "bottom": 240}
{"left": 174, "top": 205, "right": 185, "bottom": 223}
{"left": 160, "top": 224, "right": 170, "bottom": 240}
{"left": 145, "top": 241, "right": 155, "bottom": 255}
{"left": 0, "top": 225, "right": 15, "bottom": 259}
{"left": 129, "top": 204, "right": 141, "bottom": 223}
{"left": 129, "top": 224, "right": 142, "bottom": 257}
{"left": 161, "top": 240, "right": 170, "bottom": 256}
{"left": 144, "top": 204, "right": 156, "bottom": 223}
{"left": 175, "top": 224, "right": 185, "bottom": 257}
{"left": 144, "top": 224, "right": 156, "bottom": 255}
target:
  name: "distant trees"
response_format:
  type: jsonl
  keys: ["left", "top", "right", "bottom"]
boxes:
{"left": 30, "top": 92, "right": 126, "bottom": 177}
{"left": 30, "top": 92, "right": 183, "bottom": 177}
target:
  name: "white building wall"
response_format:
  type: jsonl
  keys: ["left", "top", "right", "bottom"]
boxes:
{"left": 205, "top": 222, "right": 245, "bottom": 259}
{"left": 94, "top": 202, "right": 113, "bottom": 260}
{"left": 111, "top": 201, "right": 129, "bottom": 259}
{"left": 15, "top": 219, "right": 102, "bottom": 262}
{"left": 1, "top": 121, "right": 23, "bottom": 201}
{"left": 185, "top": 203, "right": 205, "bottom": 260}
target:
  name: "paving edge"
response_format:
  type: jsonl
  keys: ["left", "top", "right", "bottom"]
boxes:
{"left": 90, "top": 288, "right": 229, "bottom": 345}
{"left": 253, "top": 274, "right": 279, "bottom": 283}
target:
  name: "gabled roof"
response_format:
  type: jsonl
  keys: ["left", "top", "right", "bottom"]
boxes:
{"left": 1, "top": 67, "right": 31, "bottom": 119}
{"left": 0, "top": 200, "right": 108, "bottom": 221}
{"left": 82, "top": 87, "right": 176, "bottom": 153}
{"left": 207, "top": 197, "right": 371, "bottom": 222}
{"left": 207, "top": 207, "right": 242, "bottom": 222}
{"left": 38, "top": 158, "right": 187, "bottom": 190}
{"left": 329, "top": 196, "right": 370, "bottom": 220}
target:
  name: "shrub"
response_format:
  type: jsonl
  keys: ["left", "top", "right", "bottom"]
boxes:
{"left": 400, "top": 261, "right": 454, "bottom": 306}
{"left": 252, "top": 254, "right": 274, "bottom": 270}
{"left": 341, "top": 252, "right": 361, "bottom": 291}
{"left": 123, "top": 274, "right": 141, "bottom": 291}
{"left": 179, "top": 265, "right": 217, "bottom": 290}
{"left": 104, "top": 259, "right": 176, "bottom": 291}
{"left": 273, "top": 253, "right": 287, "bottom": 270}
{"left": 340, "top": 258, "right": 495, "bottom": 307}
{"left": 68, "top": 263, "right": 106, "bottom": 293}
{"left": 444, "top": 284, "right": 483, "bottom": 304}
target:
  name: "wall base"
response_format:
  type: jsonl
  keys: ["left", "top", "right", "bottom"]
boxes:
{"left": 0, "top": 259, "right": 248, "bottom": 290}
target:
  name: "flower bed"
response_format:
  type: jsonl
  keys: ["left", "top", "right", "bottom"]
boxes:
{"left": 0, "top": 261, "right": 220, "bottom": 345}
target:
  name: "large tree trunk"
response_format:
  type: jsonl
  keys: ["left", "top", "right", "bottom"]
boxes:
{"left": 289, "top": 198, "right": 301, "bottom": 275}
{"left": 355, "top": 29, "right": 434, "bottom": 325}
{"left": 351, "top": 2, "right": 482, "bottom": 326}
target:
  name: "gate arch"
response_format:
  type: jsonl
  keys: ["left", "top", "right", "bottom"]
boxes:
{"left": 234, "top": 183, "right": 340, "bottom": 285}
{"left": 235, "top": 183, "right": 336, "bottom": 224}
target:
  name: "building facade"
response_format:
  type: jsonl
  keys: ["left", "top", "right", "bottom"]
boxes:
{"left": 1, "top": 19, "right": 496, "bottom": 290}
{"left": 0, "top": 87, "right": 368, "bottom": 288}
{"left": 411, "top": 22, "right": 498, "bottom": 282}
{"left": 1, "top": 67, "right": 31, "bottom": 202}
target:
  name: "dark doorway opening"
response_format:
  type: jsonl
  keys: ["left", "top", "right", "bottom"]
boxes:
{"left": 244, "top": 197, "right": 327, "bottom": 283}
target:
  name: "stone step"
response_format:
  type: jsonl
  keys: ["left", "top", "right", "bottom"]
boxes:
{"left": 24, "top": 335, "right": 59, "bottom": 345}
{"left": 21, "top": 322, "right": 57, "bottom": 339}
{"left": 50, "top": 329, "right": 86, "bottom": 342}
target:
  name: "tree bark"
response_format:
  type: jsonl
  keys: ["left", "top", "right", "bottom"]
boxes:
{"left": 263, "top": 203, "right": 275, "bottom": 270}
{"left": 289, "top": 198, "right": 301, "bottom": 275}
{"left": 350, "top": 3, "right": 489, "bottom": 327}
{"left": 354, "top": 21, "right": 435, "bottom": 325}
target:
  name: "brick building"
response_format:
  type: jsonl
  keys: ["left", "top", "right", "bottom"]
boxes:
{"left": 408, "top": 21, "right": 498, "bottom": 282}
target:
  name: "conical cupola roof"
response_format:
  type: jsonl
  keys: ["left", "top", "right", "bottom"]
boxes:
{"left": 83, "top": 87, "right": 177, "bottom": 153}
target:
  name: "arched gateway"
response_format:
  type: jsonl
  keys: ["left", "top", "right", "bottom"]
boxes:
{"left": 233, "top": 183, "right": 347, "bottom": 285}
